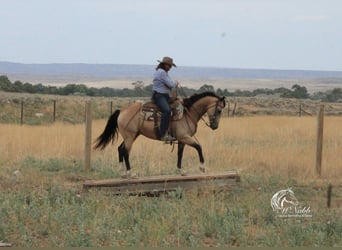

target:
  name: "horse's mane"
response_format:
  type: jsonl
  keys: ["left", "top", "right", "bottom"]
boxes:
{"left": 183, "top": 92, "right": 221, "bottom": 109}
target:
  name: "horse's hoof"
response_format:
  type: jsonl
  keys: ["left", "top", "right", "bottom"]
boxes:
{"left": 199, "top": 165, "right": 206, "bottom": 173}
{"left": 130, "top": 173, "right": 138, "bottom": 179}
{"left": 176, "top": 169, "right": 187, "bottom": 176}
{"left": 121, "top": 171, "right": 138, "bottom": 179}
{"left": 118, "top": 162, "right": 124, "bottom": 171}
{"left": 121, "top": 173, "right": 129, "bottom": 179}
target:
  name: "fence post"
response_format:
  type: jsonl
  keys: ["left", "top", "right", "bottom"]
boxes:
{"left": 85, "top": 100, "right": 92, "bottom": 171}
{"left": 227, "top": 102, "right": 230, "bottom": 117}
{"left": 316, "top": 104, "right": 324, "bottom": 177}
{"left": 109, "top": 101, "right": 113, "bottom": 116}
{"left": 20, "top": 100, "right": 24, "bottom": 125}
{"left": 327, "top": 183, "right": 332, "bottom": 208}
{"left": 53, "top": 100, "right": 56, "bottom": 122}
{"left": 232, "top": 102, "right": 237, "bottom": 117}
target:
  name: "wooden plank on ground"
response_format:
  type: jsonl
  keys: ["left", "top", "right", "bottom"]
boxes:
{"left": 83, "top": 171, "right": 239, "bottom": 195}
{"left": 0, "top": 241, "right": 12, "bottom": 247}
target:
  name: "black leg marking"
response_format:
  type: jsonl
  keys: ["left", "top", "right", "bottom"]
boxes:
{"left": 191, "top": 143, "right": 204, "bottom": 164}
{"left": 118, "top": 142, "right": 124, "bottom": 163}
{"left": 177, "top": 143, "right": 185, "bottom": 169}
{"left": 118, "top": 142, "right": 131, "bottom": 171}
{"left": 123, "top": 148, "right": 131, "bottom": 171}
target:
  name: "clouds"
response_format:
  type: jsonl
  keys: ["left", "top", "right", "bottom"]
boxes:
{"left": 0, "top": 0, "right": 341, "bottom": 71}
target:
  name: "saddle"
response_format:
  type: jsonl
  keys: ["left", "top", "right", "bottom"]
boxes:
{"left": 141, "top": 98, "right": 184, "bottom": 138}
{"left": 141, "top": 98, "right": 184, "bottom": 122}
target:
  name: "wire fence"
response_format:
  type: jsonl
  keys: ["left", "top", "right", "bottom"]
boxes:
{"left": 0, "top": 94, "right": 341, "bottom": 125}
{"left": 0, "top": 95, "right": 147, "bottom": 125}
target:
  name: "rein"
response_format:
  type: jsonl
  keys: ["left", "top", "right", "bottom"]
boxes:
{"left": 191, "top": 101, "right": 221, "bottom": 128}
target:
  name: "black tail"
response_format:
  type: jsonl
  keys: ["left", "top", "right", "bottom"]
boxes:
{"left": 94, "top": 110, "right": 120, "bottom": 150}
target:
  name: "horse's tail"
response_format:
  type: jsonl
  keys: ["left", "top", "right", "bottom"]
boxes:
{"left": 94, "top": 110, "right": 120, "bottom": 150}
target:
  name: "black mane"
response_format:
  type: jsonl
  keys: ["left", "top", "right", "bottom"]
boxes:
{"left": 183, "top": 91, "right": 221, "bottom": 109}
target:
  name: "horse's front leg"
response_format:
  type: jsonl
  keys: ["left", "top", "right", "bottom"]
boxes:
{"left": 179, "top": 136, "right": 206, "bottom": 173}
{"left": 191, "top": 143, "right": 206, "bottom": 173}
{"left": 177, "top": 142, "right": 187, "bottom": 175}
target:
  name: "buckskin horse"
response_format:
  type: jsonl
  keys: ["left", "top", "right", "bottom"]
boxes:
{"left": 94, "top": 91, "right": 226, "bottom": 178}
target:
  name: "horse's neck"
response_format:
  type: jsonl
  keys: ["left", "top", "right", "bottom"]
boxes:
{"left": 188, "top": 98, "right": 209, "bottom": 120}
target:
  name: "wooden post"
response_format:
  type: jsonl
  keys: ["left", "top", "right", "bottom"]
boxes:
{"left": 109, "top": 101, "right": 113, "bottom": 115}
{"left": 227, "top": 102, "right": 230, "bottom": 117}
{"left": 20, "top": 100, "right": 24, "bottom": 125}
{"left": 299, "top": 103, "right": 302, "bottom": 117}
{"left": 84, "top": 100, "right": 92, "bottom": 171}
{"left": 53, "top": 100, "right": 56, "bottom": 122}
{"left": 327, "top": 184, "right": 332, "bottom": 208}
{"left": 316, "top": 104, "right": 324, "bottom": 177}
{"left": 232, "top": 102, "right": 237, "bottom": 117}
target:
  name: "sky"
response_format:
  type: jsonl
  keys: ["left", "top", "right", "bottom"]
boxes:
{"left": 1, "top": 0, "right": 342, "bottom": 71}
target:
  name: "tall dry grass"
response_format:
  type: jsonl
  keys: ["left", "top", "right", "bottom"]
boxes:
{"left": 0, "top": 116, "right": 341, "bottom": 183}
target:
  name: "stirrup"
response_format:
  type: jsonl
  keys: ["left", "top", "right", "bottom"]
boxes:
{"left": 161, "top": 134, "right": 177, "bottom": 142}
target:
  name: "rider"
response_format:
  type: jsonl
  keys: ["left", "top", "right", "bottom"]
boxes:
{"left": 152, "top": 56, "right": 179, "bottom": 141}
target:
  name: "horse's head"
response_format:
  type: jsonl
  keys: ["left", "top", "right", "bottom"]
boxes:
{"left": 183, "top": 92, "right": 226, "bottom": 129}
{"left": 207, "top": 96, "right": 226, "bottom": 130}
{"left": 284, "top": 188, "right": 299, "bottom": 207}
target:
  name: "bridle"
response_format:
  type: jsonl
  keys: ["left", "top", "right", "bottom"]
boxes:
{"left": 188, "top": 98, "right": 224, "bottom": 128}
{"left": 177, "top": 84, "right": 225, "bottom": 128}
{"left": 204, "top": 99, "right": 225, "bottom": 128}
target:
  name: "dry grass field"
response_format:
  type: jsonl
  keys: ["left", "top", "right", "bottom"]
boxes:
{"left": 1, "top": 102, "right": 342, "bottom": 246}
{"left": 1, "top": 116, "right": 341, "bottom": 183}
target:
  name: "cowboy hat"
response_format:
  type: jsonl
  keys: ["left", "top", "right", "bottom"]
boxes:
{"left": 157, "top": 56, "right": 176, "bottom": 67}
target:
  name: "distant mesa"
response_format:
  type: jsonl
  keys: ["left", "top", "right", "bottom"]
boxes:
{"left": 1, "top": 61, "right": 342, "bottom": 80}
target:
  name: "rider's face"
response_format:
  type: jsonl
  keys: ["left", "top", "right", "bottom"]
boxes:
{"left": 165, "top": 64, "right": 172, "bottom": 71}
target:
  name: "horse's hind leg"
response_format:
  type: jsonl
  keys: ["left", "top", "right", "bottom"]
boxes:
{"left": 117, "top": 142, "right": 125, "bottom": 170}
{"left": 115, "top": 102, "right": 142, "bottom": 178}
{"left": 119, "top": 137, "right": 137, "bottom": 178}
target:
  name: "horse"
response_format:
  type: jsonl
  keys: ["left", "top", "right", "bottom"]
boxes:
{"left": 94, "top": 91, "right": 226, "bottom": 178}
{"left": 271, "top": 188, "right": 299, "bottom": 211}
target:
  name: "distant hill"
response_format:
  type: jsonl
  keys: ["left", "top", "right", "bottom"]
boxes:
{"left": 1, "top": 61, "right": 342, "bottom": 80}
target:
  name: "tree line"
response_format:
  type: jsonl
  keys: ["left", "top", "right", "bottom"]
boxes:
{"left": 0, "top": 75, "right": 341, "bottom": 102}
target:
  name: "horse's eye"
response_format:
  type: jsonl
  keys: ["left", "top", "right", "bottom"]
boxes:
{"left": 217, "top": 110, "right": 222, "bottom": 114}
